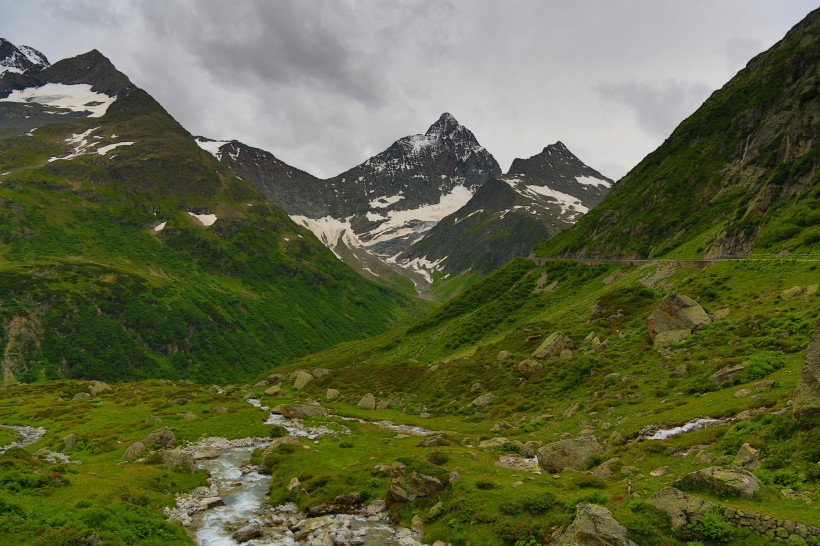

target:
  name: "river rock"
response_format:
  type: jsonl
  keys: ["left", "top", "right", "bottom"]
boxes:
{"left": 88, "top": 381, "right": 112, "bottom": 396}
{"left": 532, "top": 332, "right": 573, "bottom": 359}
{"left": 200, "top": 496, "right": 225, "bottom": 510}
{"left": 646, "top": 293, "right": 711, "bottom": 344}
{"left": 63, "top": 433, "right": 77, "bottom": 451}
{"left": 326, "top": 388, "right": 340, "bottom": 401}
{"left": 647, "top": 487, "right": 718, "bottom": 528}
{"left": 556, "top": 503, "right": 637, "bottom": 546}
{"left": 537, "top": 436, "right": 603, "bottom": 473}
{"left": 390, "top": 462, "right": 446, "bottom": 501}
{"left": 675, "top": 466, "right": 760, "bottom": 498}
{"left": 193, "top": 446, "right": 220, "bottom": 460}
{"left": 121, "top": 441, "right": 145, "bottom": 459}
{"left": 264, "top": 385, "right": 282, "bottom": 396}
{"left": 278, "top": 404, "right": 327, "bottom": 419}
{"left": 357, "top": 393, "right": 376, "bottom": 410}
{"left": 794, "top": 318, "right": 820, "bottom": 420}
{"left": 470, "top": 392, "right": 496, "bottom": 407}
{"left": 143, "top": 427, "right": 176, "bottom": 448}
{"left": 233, "top": 523, "right": 262, "bottom": 542}
{"left": 293, "top": 370, "right": 315, "bottom": 389}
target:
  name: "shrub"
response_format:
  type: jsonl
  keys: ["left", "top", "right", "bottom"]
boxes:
{"left": 574, "top": 476, "right": 607, "bottom": 489}
{"left": 475, "top": 480, "right": 498, "bottom": 490}
{"left": 521, "top": 492, "right": 557, "bottom": 514}
{"left": 339, "top": 441, "right": 354, "bottom": 448}
{"left": 268, "top": 425, "right": 288, "bottom": 438}
{"left": 683, "top": 511, "right": 735, "bottom": 542}
{"left": 583, "top": 453, "right": 606, "bottom": 471}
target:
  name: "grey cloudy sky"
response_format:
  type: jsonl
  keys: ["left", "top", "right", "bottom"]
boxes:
{"left": 2, "top": 1, "right": 816, "bottom": 179}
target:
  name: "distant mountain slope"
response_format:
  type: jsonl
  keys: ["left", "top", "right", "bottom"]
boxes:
{"left": 0, "top": 40, "right": 419, "bottom": 384}
{"left": 400, "top": 143, "right": 613, "bottom": 276}
{"left": 0, "top": 38, "right": 49, "bottom": 75}
{"left": 537, "top": 8, "right": 819, "bottom": 259}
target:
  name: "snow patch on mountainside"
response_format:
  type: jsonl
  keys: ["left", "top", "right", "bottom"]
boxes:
{"left": 369, "top": 194, "right": 404, "bottom": 209}
{"left": 188, "top": 212, "right": 217, "bottom": 226}
{"left": 503, "top": 177, "right": 589, "bottom": 219}
{"left": 97, "top": 142, "right": 133, "bottom": 155}
{"left": 575, "top": 175, "right": 613, "bottom": 188}
{"left": 292, "top": 215, "right": 365, "bottom": 258}
{"left": 0, "top": 84, "right": 115, "bottom": 118}
{"left": 48, "top": 126, "right": 101, "bottom": 162}
{"left": 400, "top": 256, "right": 447, "bottom": 283}
{"left": 195, "top": 138, "right": 229, "bottom": 159}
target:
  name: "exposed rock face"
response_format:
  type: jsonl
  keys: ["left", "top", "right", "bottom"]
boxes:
{"left": 532, "top": 332, "right": 573, "bottom": 359}
{"left": 537, "top": 436, "right": 603, "bottom": 473}
{"left": 357, "top": 393, "right": 376, "bottom": 410}
{"left": 731, "top": 443, "right": 761, "bottom": 470}
{"left": 63, "top": 433, "right": 77, "bottom": 451}
{"left": 293, "top": 370, "right": 315, "bottom": 390}
{"left": 277, "top": 404, "right": 327, "bottom": 419}
{"left": 646, "top": 293, "right": 711, "bottom": 344}
{"left": 143, "top": 427, "right": 175, "bottom": 448}
{"left": 675, "top": 466, "right": 760, "bottom": 498}
{"left": 390, "top": 462, "right": 446, "bottom": 502}
{"left": 647, "top": 487, "right": 718, "bottom": 528}
{"left": 794, "top": 319, "right": 820, "bottom": 420}
{"left": 556, "top": 503, "right": 637, "bottom": 546}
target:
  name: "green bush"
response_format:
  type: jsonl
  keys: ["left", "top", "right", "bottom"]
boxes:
{"left": 683, "top": 511, "right": 735, "bottom": 542}
{"left": 268, "top": 425, "right": 288, "bottom": 438}
{"left": 475, "top": 480, "right": 498, "bottom": 490}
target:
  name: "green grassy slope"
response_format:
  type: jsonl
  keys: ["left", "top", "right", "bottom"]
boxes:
{"left": 0, "top": 56, "right": 424, "bottom": 384}
{"left": 536, "top": 9, "right": 819, "bottom": 260}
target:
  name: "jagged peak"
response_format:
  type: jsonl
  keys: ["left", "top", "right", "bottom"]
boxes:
{"left": 425, "top": 111, "right": 465, "bottom": 137}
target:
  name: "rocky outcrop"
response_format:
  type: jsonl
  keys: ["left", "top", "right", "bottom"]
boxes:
{"left": 556, "top": 503, "right": 637, "bottom": 546}
{"left": 470, "top": 392, "right": 496, "bottom": 407}
{"left": 646, "top": 293, "right": 711, "bottom": 346}
{"left": 121, "top": 441, "right": 145, "bottom": 459}
{"left": 389, "top": 462, "right": 447, "bottom": 502}
{"left": 160, "top": 448, "right": 195, "bottom": 473}
{"left": 62, "top": 433, "right": 77, "bottom": 451}
{"left": 647, "top": 488, "right": 718, "bottom": 528}
{"left": 675, "top": 466, "right": 760, "bottom": 498}
{"left": 533, "top": 332, "right": 573, "bottom": 359}
{"left": 537, "top": 436, "right": 602, "bottom": 473}
{"left": 794, "top": 318, "right": 820, "bottom": 420}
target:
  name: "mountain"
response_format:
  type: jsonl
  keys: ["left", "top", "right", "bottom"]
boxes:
{"left": 0, "top": 39, "right": 420, "bottom": 384}
{"left": 537, "top": 8, "right": 819, "bottom": 260}
{"left": 0, "top": 38, "right": 48, "bottom": 76}
{"left": 399, "top": 142, "right": 613, "bottom": 276}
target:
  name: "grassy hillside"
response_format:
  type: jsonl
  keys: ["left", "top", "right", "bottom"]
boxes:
{"left": 0, "top": 61, "right": 424, "bottom": 384}
{"left": 536, "top": 9, "right": 819, "bottom": 260}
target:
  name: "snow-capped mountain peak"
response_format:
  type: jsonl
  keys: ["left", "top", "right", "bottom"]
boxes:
{"left": 0, "top": 38, "right": 49, "bottom": 76}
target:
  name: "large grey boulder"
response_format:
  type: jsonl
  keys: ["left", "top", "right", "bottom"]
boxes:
{"left": 160, "top": 448, "right": 195, "bottom": 473}
{"left": 278, "top": 404, "right": 327, "bottom": 419}
{"left": 646, "top": 487, "right": 718, "bottom": 528}
{"left": 63, "top": 433, "right": 77, "bottom": 452}
{"left": 556, "top": 503, "right": 637, "bottom": 546}
{"left": 232, "top": 523, "right": 262, "bottom": 543}
{"left": 646, "top": 293, "right": 711, "bottom": 345}
{"left": 533, "top": 332, "right": 573, "bottom": 359}
{"left": 121, "top": 441, "right": 145, "bottom": 459}
{"left": 794, "top": 318, "right": 820, "bottom": 420}
{"left": 470, "top": 392, "right": 496, "bottom": 407}
{"left": 674, "top": 466, "right": 760, "bottom": 498}
{"left": 537, "top": 436, "right": 602, "bottom": 473}
{"left": 357, "top": 393, "right": 376, "bottom": 410}
{"left": 88, "top": 381, "right": 112, "bottom": 396}
{"left": 143, "top": 427, "right": 176, "bottom": 448}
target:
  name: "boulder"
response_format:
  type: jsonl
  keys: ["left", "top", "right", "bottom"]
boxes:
{"left": 532, "top": 332, "right": 573, "bottom": 359}
{"left": 313, "top": 368, "right": 331, "bottom": 379}
{"left": 88, "top": 381, "right": 112, "bottom": 396}
{"left": 733, "top": 388, "right": 752, "bottom": 398}
{"left": 193, "top": 446, "right": 220, "bottom": 460}
{"left": 73, "top": 392, "right": 91, "bottom": 401}
{"left": 326, "top": 388, "right": 340, "bottom": 401}
{"left": 794, "top": 318, "right": 820, "bottom": 420}
{"left": 143, "top": 427, "right": 176, "bottom": 448}
{"left": 556, "top": 503, "right": 637, "bottom": 546}
{"left": 591, "top": 457, "right": 622, "bottom": 480}
{"left": 646, "top": 293, "right": 711, "bottom": 343}
{"left": 731, "top": 443, "right": 760, "bottom": 470}
{"left": 754, "top": 379, "right": 775, "bottom": 391}
{"left": 709, "top": 364, "right": 745, "bottom": 384}
{"left": 470, "top": 392, "right": 496, "bottom": 407}
{"left": 267, "top": 373, "right": 283, "bottom": 383}
{"left": 357, "top": 393, "right": 376, "bottom": 410}
{"left": 390, "top": 463, "right": 446, "bottom": 502}
{"left": 278, "top": 404, "right": 327, "bottom": 419}
{"left": 497, "top": 350, "right": 511, "bottom": 360}
{"left": 264, "top": 436, "right": 303, "bottom": 456}
{"left": 63, "top": 433, "right": 77, "bottom": 452}
{"left": 517, "top": 359, "right": 543, "bottom": 374}
{"left": 264, "top": 385, "right": 282, "bottom": 396}
{"left": 160, "top": 448, "right": 195, "bottom": 473}
{"left": 780, "top": 286, "right": 803, "bottom": 300}
{"left": 200, "top": 497, "right": 225, "bottom": 510}
{"left": 293, "top": 370, "right": 315, "bottom": 389}
{"left": 121, "top": 441, "right": 145, "bottom": 459}
{"left": 607, "top": 431, "right": 626, "bottom": 446}
{"left": 417, "top": 434, "right": 450, "bottom": 447}
{"left": 674, "top": 466, "right": 760, "bottom": 498}
{"left": 654, "top": 329, "right": 691, "bottom": 348}
{"left": 232, "top": 523, "right": 262, "bottom": 543}
{"left": 592, "top": 337, "right": 609, "bottom": 353}
{"left": 537, "top": 436, "right": 603, "bottom": 473}
{"left": 647, "top": 487, "right": 718, "bottom": 528}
